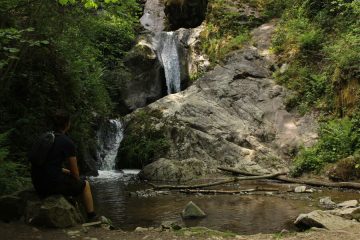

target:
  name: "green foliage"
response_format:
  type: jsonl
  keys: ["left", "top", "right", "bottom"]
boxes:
{"left": 0, "top": 0, "right": 140, "bottom": 169}
{"left": 200, "top": 0, "right": 261, "bottom": 63}
{"left": 272, "top": 0, "right": 359, "bottom": 114}
{"left": 292, "top": 117, "right": 360, "bottom": 176}
{"left": 0, "top": 131, "right": 30, "bottom": 195}
{"left": 0, "top": 132, "right": 9, "bottom": 162}
{"left": 275, "top": 64, "right": 331, "bottom": 113}
{"left": 118, "top": 109, "right": 170, "bottom": 169}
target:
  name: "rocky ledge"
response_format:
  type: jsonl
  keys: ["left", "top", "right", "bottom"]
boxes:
{"left": 123, "top": 22, "right": 318, "bottom": 182}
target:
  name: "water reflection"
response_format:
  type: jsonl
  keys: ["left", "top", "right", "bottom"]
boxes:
{"left": 90, "top": 171, "right": 322, "bottom": 234}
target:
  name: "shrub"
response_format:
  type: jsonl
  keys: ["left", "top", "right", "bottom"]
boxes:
{"left": 292, "top": 117, "right": 359, "bottom": 176}
{"left": 0, "top": 131, "right": 30, "bottom": 195}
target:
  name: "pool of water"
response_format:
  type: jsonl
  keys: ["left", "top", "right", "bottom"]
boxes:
{"left": 89, "top": 170, "right": 360, "bottom": 234}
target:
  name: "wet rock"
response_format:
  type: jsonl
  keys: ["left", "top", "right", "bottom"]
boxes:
{"left": 122, "top": 38, "right": 166, "bottom": 111}
{"left": 327, "top": 207, "right": 360, "bottom": 220}
{"left": 294, "top": 186, "right": 307, "bottom": 193}
{"left": 182, "top": 201, "right": 206, "bottom": 219}
{"left": 337, "top": 200, "right": 358, "bottom": 208}
{"left": 319, "top": 197, "right": 337, "bottom": 209}
{"left": 25, "top": 195, "right": 84, "bottom": 228}
{"left": 161, "top": 221, "right": 182, "bottom": 230}
{"left": 294, "top": 210, "right": 360, "bottom": 230}
{"left": 139, "top": 158, "right": 207, "bottom": 182}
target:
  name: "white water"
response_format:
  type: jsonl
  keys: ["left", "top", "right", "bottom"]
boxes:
{"left": 156, "top": 32, "right": 181, "bottom": 94}
{"left": 97, "top": 119, "right": 124, "bottom": 171}
{"left": 95, "top": 119, "right": 140, "bottom": 180}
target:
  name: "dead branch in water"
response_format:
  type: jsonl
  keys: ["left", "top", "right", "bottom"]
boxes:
{"left": 218, "top": 166, "right": 360, "bottom": 189}
{"left": 149, "top": 172, "right": 287, "bottom": 190}
{"left": 180, "top": 188, "right": 281, "bottom": 195}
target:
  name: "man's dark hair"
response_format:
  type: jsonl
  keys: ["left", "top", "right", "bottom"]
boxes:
{"left": 53, "top": 110, "right": 70, "bottom": 131}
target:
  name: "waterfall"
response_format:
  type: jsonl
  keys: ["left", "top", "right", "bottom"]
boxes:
{"left": 97, "top": 119, "right": 124, "bottom": 171}
{"left": 156, "top": 32, "right": 181, "bottom": 94}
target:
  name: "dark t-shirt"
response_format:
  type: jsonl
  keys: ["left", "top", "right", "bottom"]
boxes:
{"left": 31, "top": 133, "right": 76, "bottom": 184}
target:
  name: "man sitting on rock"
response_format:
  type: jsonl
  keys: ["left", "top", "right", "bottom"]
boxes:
{"left": 30, "top": 110, "right": 97, "bottom": 221}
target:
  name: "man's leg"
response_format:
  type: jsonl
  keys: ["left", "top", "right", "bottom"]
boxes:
{"left": 83, "top": 180, "right": 94, "bottom": 214}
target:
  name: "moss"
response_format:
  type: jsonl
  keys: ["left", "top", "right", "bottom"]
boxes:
{"left": 175, "top": 227, "right": 237, "bottom": 238}
{"left": 117, "top": 109, "right": 170, "bottom": 169}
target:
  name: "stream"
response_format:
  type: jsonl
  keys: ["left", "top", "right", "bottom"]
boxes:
{"left": 89, "top": 170, "right": 360, "bottom": 234}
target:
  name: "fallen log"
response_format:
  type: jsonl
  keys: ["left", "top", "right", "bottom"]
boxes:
{"left": 149, "top": 172, "right": 287, "bottom": 190}
{"left": 218, "top": 166, "right": 360, "bottom": 189}
{"left": 180, "top": 188, "right": 281, "bottom": 195}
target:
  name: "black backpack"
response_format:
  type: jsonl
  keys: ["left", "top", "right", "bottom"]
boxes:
{"left": 28, "top": 131, "right": 57, "bottom": 166}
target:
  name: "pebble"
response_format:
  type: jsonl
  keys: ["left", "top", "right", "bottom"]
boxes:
{"left": 294, "top": 186, "right": 307, "bottom": 193}
{"left": 135, "top": 227, "right": 149, "bottom": 232}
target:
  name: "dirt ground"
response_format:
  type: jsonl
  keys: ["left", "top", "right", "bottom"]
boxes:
{"left": 1, "top": 221, "right": 360, "bottom": 240}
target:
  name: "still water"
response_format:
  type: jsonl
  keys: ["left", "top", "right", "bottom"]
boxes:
{"left": 90, "top": 170, "right": 358, "bottom": 234}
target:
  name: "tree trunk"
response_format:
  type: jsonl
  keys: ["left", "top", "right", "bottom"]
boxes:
{"left": 149, "top": 172, "right": 287, "bottom": 190}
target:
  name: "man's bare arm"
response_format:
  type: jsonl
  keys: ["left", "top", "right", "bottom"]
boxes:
{"left": 68, "top": 156, "right": 80, "bottom": 180}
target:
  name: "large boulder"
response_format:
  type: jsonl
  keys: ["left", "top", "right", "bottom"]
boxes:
{"left": 25, "top": 195, "right": 84, "bottom": 228}
{"left": 122, "top": 23, "right": 318, "bottom": 179}
{"left": 122, "top": 38, "right": 166, "bottom": 111}
{"left": 294, "top": 210, "right": 360, "bottom": 230}
{"left": 139, "top": 158, "right": 207, "bottom": 182}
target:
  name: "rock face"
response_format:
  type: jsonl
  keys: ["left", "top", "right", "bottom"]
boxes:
{"left": 140, "top": 0, "right": 166, "bottom": 32}
{"left": 123, "top": 22, "right": 318, "bottom": 179}
{"left": 122, "top": 38, "right": 166, "bottom": 111}
{"left": 294, "top": 210, "right": 360, "bottom": 230}
{"left": 182, "top": 201, "right": 206, "bottom": 219}
{"left": 164, "top": 0, "right": 208, "bottom": 30}
{"left": 139, "top": 158, "right": 207, "bottom": 182}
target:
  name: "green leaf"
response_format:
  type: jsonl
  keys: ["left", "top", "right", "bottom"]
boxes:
{"left": 58, "top": 0, "right": 69, "bottom": 5}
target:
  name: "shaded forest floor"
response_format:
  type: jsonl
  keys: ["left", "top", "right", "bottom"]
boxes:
{"left": 1, "top": 221, "right": 360, "bottom": 240}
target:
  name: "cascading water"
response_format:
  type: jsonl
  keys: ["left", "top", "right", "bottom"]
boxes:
{"left": 96, "top": 119, "right": 124, "bottom": 171}
{"left": 156, "top": 31, "right": 181, "bottom": 94}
